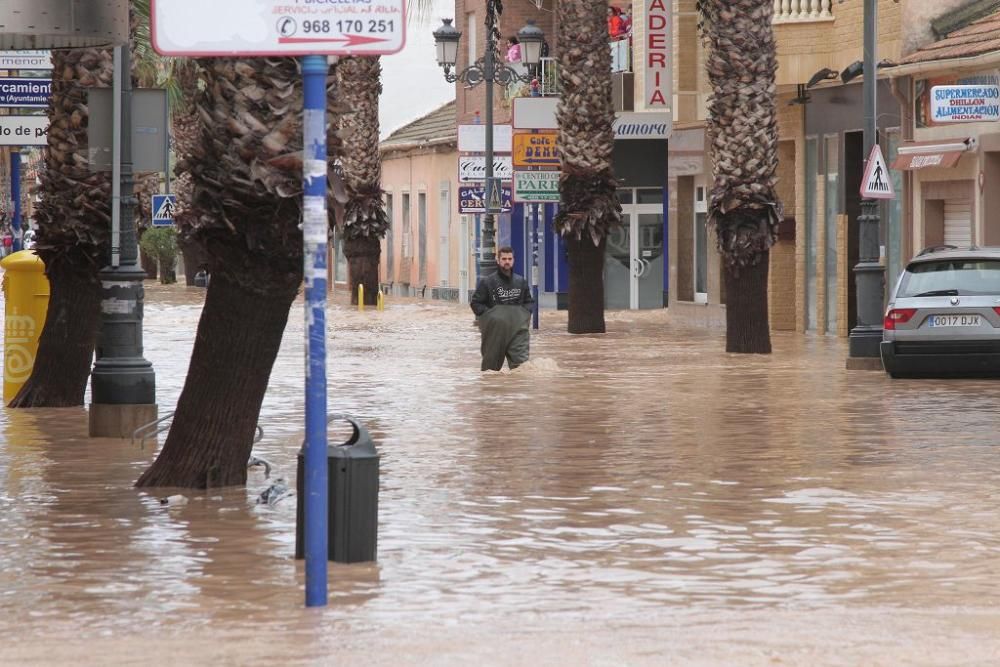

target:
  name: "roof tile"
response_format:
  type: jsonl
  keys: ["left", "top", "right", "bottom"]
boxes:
{"left": 902, "top": 8, "right": 1000, "bottom": 64}
{"left": 380, "top": 100, "right": 456, "bottom": 150}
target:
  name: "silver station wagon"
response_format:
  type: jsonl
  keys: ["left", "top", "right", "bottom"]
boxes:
{"left": 881, "top": 246, "right": 1000, "bottom": 378}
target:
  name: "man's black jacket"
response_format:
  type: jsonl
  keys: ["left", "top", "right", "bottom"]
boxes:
{"left": 470, "top": 270, "right": 534, "bottom": 316}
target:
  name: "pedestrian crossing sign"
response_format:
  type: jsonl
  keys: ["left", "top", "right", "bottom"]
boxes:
{"left": 151, "top": 194, "right": 177, "bottom": 227}
{"left": 487, "top": 177, "right": 503, "bottom": 214}
{"left": 860, "top": 144, "right": 895, "bottom": 200}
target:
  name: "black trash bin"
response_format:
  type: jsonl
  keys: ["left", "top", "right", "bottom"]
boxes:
{"left": 295, "top": 414, "right": 379, "bottom": 563}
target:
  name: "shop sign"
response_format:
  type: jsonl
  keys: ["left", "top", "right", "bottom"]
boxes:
{"left": 458, "top": 156, "right": 513, "bottom": 182}
{"left": 645, "top": 0, "right": 672, "bottom": 111}
{"left": 512, "top": 132, "right": 561, "bottom": 168}
{"left": 930, "top": 85, "right": 1000, "bottom": 123}
{"left": 513, "top": 171, "right": 560, "bottom": 203}
{"left": 613, "top": 112, "right": 671, "bottom": 139}
{"left": 459, "top": 184, "right": 513, "bottom": 214}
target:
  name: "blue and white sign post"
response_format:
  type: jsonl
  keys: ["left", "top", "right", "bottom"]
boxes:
{"left": 152, "top": 0, "right": 406, "bottom": 609}
{"left": 301, "top": 54, "right": 329, "bottom": 608}
{"left": 151, "top": 194, "right": 176, "bottom": 227}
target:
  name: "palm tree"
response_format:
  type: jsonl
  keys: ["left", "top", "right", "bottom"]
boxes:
{"left": 335, "top": 56, "right": 388, "bottom": 306}
{"left": 8, "top": 48, "right": 115, "bottom": 407}
{"left": 136, "top": 4, "right": 422, "bottom": 487}
{"left": 136, "top": 56, "right": 334, "bottom": 488}
{"left": 699, "top": 0, "right": 782, "bottom": 353}
{"left": 554, "top": 0, "right": 622, "bottom": 334}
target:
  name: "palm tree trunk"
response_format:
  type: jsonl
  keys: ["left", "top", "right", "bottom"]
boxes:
{"left": 180, "top": 241, "right": 205, "bottom": 286}
{"left": 8, "top": 263, "right": 102, "bottom": 407}
{"left": 566, "top": 235, "right": 607, "bottom": 334}
{"left": 702, "top": 0, "right": 781, "bottom": 353}
{"left": 345, "top": 235, "right": 380, "bottom": 306}
{"left": 11, "top": 48, "right": 113, "bottom": 408}
{"left": 723, "top": 243, "right": 771, "bottom": 354}
{"left": 555, "top": 0, "right": 621, "bottom": 334}
{"left": 136, "top": 272, "right": 297, "bottom": 488}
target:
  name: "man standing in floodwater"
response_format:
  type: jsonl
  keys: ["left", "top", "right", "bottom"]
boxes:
{"left": 471, "top": 246, "right": 534, "bottom": 371}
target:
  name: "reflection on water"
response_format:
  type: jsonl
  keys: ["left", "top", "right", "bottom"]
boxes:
{"left": 2, "top": 283, "right": 1000, "bottom": 663}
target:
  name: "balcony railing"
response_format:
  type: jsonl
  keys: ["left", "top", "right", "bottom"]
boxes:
{"left": 539, "top": 57, "right": 560, "bottom": 96}
{"left": 611, "top": 39, "right": 632, "bottom": 73}
{"left": 773, "top": 0, "right": 833, "bottom": 23}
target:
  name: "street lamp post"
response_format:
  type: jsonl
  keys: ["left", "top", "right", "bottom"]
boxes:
{"left": 848, "top": 0, "right": 886, "bottom": 363}
{"left": 433, "top": 17, "right": 545, "bottom": 280}
{"left": 89, "top": 44, "right": 157, "bottom": 436}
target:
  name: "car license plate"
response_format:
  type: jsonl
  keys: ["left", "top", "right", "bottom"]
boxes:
{"left": 928, "top": 314, "right": 981, "bottom": 327}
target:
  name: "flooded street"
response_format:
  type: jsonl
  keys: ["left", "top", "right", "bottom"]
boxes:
{"left": 2, "top": 282, "right": 1000, "bottom": 665}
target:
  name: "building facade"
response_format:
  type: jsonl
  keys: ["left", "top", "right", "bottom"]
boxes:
{"left": 379, "top": 102, "right": 466, "bottom": 300}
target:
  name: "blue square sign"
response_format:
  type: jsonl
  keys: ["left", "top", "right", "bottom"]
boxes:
{"left": 151, "top": 194, "right": 177, "bottom": 227}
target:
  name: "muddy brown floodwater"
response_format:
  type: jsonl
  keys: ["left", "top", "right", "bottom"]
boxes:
{"left": 2, "top": 282, "right": 1000, "bottom": 665}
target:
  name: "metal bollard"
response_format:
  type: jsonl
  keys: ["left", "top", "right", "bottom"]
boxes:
{"left": 295, "top": 414, "right": 379, "bottom": 563}
{"left": 376, "top": 290, "right": 384, "bottom": 312}
{"left": 357, "top": 283, "right": 364, "bottom": 311}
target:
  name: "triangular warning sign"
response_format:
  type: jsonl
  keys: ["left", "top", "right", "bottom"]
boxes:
{"left": 860, "top": 144, "right": 895, "bottom": 200}
{"left": 488, "top": 178, "right": 502, "bottom": 212}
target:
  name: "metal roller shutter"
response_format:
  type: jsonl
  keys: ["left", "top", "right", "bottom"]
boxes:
{"left": 944, "top": 199, "right": 972, "bottom": 247}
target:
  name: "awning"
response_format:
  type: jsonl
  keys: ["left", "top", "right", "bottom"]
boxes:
{"left": 891, "top": 138, "right": 974, "bottom": 171}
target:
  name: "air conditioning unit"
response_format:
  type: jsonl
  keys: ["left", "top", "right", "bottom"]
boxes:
{"left": 612, "top": 72, "right": 634, "bottom": 112}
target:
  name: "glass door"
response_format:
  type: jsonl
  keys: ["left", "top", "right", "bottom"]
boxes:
{"left": 636, "top": 212, "right": 664, "bottom": 309}
{"left": 694, "top": 179, "right": 708, "bottom": 304}
{"left": 604, "top": 212, "right": 632, "bottom": 310}
{"left": 606, "top": 189, "right": 665, "bottom": 309}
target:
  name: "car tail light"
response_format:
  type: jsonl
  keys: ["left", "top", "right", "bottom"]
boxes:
{"left": 884, "top": 308, "right": 917, "bottom": 330}
{"left": 993, "top": 307, "right": 1000, "bottom": 317}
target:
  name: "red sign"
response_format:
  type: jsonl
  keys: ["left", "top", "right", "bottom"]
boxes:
{"left": 645, "top": 0, "right": 671, "bottom": 109}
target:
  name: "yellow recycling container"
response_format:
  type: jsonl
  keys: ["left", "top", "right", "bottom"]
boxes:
{"left": 1, "top": 250, "right": 49, "bottom": 403}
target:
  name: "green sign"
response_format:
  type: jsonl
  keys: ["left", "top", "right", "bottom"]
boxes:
{"left": 513, "top": 170, "right": 560, "bottom": 203}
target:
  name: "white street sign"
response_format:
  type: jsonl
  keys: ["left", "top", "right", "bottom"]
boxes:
{"left": 0, "top": 50, "right": 53, "bottom": 70}
{"left": 0, "top": 116, "right": 48, "bottom": 146}
{"left": 513, "top": 97, "right": 559, "bottom": 130}
{"left": 150, "top": 0, "right": 406, "bottom": 56}
{"left": 458, "top": 156, "right": 513, "bottom": 182}
{"left": 513, "top": 170, "right": 561, "bottom": 203}
{"left": 458, "top": 124, "right": 512, "bottom": 153}
{"left": 860, "top": 144, "right": 894, "bottom": 200}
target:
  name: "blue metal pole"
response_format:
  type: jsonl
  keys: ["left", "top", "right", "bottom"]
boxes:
{"left": 532, "top": 204, "right": 539, "bottom": 330}
{"left": 301, "top": 54, "right": 329, "bottom": 608}
{"left": 11, "top": 150, "right": 21, "bottom": 252}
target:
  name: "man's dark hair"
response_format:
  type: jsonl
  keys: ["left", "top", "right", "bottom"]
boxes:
{"left": 498, "top": 245, "right": 514, "bottom": 256}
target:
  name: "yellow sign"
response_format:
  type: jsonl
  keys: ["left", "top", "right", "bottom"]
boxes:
{"left": 512, "top": 132, "right": 561, "bottom": 168}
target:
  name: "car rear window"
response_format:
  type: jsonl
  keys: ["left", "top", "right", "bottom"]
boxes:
{"left": 897, "top": 259, "right": 1000, "bottom": 297}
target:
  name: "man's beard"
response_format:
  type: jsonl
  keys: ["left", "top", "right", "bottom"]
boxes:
{"left": 500, "top": 266, "right": 512, "bottom": 276}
